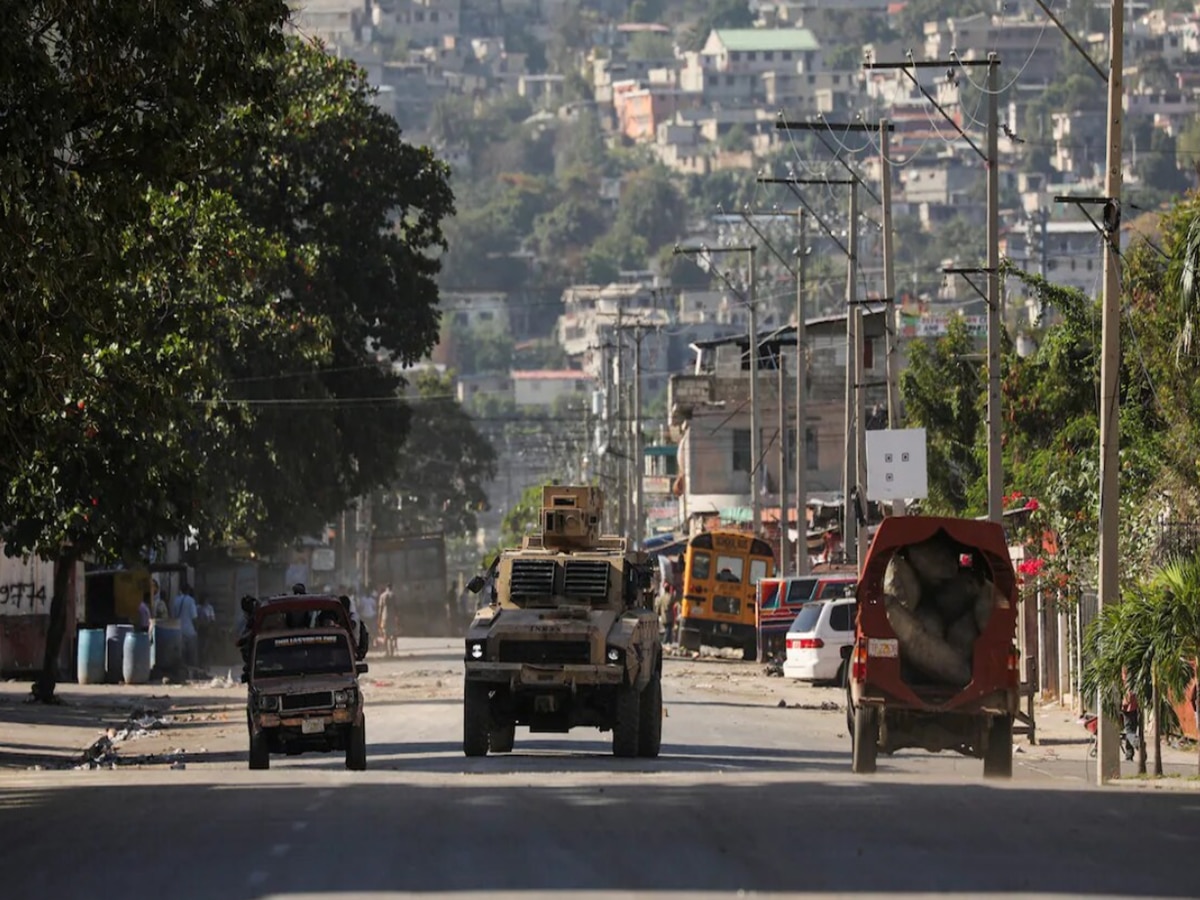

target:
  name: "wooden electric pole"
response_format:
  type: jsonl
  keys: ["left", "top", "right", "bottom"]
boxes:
{"left": 880, "top": 118, "right": 905, "bottom": 517}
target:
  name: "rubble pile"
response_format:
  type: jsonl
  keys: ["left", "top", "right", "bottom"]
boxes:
{"left": 882, "top": 533, "right": 1000, "bottom": 687}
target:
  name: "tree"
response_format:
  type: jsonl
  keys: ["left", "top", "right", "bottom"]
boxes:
{"left": 612, "top": 166, "right": 687, "bottom": 255}
{"left": 1, "top": 0, "right": 291, "bottom": 701}
{"left": 898, "top": 317, "right": 984, "bottom": 514}
{"left": 682, "top": 0, "right": 753, "bottom": 52}
{"left": 370, "top": 371, "right": 497, "bottom": 538}
{"left": 1083, "top": 558, "right": 1200, "bottom": 777}
{"left": 205, "top": 38, "right": 455, "bottom": 550}
{"left": 627, "top": 32, "right": 675, "bottom": 61}
{"left": 500, "top": 482, "right": 552, "bottom": 548}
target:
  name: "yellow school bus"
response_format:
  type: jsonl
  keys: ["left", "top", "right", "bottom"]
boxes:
{"left": 677, "top": 529, "right": 775, "bottom": 659}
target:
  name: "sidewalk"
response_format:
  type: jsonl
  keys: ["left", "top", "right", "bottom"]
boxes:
{"left": 1019, "top": 699, "right": 1200, "bottom": 787}
{"left": 0, "top": 674, "right": 245, "bottom": 772}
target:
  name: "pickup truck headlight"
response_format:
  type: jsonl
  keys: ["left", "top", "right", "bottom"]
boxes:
{"left": 334, "top": 688, "right": 356, "bottom": 706}
{"left": 256, "top": 693, "right": 280, "bottom": 712}
{"left": 466, "top": 640, "right": 486, "bottom": 661}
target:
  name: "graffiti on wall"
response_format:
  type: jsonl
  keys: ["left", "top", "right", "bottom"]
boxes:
{"left": 0, "top": 554, "right": 54, "bottom": 616}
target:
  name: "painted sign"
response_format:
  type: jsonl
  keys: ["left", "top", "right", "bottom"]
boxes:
{"left": 0, "top": 553, "right": 53, "bottom": 617}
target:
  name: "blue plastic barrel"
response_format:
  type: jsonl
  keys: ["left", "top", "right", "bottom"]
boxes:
{"left": 122, "top": 630, "right": 151, "bottom": 684}
{"left": 105, "top": 624, "right": 132, "bottom": 683}
{"left": 77, "top": 629, "right": 106, "bottom": 684}
{"left": 151, "top": 620, "right": 182, "bottom": 674}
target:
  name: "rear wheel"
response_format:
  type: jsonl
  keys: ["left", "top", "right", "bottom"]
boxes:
{"left": 489, "top": 722, "right": 515, "bottom": 754}
{"left": 463, "top": 681, "right": 490, "bottom": 757}
{"left": 741, "top": 638, "right": 757, "bottom": 661}
{"left": 851, "top": 705, "right": 878, "bottom": 774}
{"left": 983, "top": 715, "right": 1013, "bottom": 778}
{"left": 345, "top": 719, "right": 367, "bottom": 771}
{"left": 612, "top": 684, "right": 641, "bottom": 758}
{"left": 248, "top": 728, "right": 270, "bottom": 770}
{"left": 637, "top": 673, "right": 663, "bottom": 758}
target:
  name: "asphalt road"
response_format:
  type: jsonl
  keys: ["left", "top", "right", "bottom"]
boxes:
{"left": 1, "top": 638, "right": 1198, "bottom": 899}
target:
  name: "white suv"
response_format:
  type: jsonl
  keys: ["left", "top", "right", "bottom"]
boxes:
{"left": 782, "top": 597, "right": 858, "bottom": 683}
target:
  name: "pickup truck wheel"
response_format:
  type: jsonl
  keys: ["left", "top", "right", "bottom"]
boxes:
{"left": 851, "top": 705, "right": 878, "bottom": 774}
{"left": 983, "top": 715, "right": 1013, "bottom": 778}
{"left": 345, "top": 719, "right": 367, "bottom": 771}
{"left": 248, "top": 728, "right": 270, "bottom": 770}
{"left": 463, "top": 681, "right": 490, "bottom": 757}
{"left": 612, "top": 684, "right": 641, "bottom": 758}
{"left": 489, "top": 723, "right": 515, "bottom": 753}
{"left": 637, "top": 673, "right": 663, "bottom": 758}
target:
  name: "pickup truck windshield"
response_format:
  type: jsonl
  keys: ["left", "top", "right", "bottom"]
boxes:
{"left": 254, "top": 633, "right": 352, "bottom": 678}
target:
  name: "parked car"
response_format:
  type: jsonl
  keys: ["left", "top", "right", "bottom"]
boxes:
{"left": 782, "top": 597, "right": 858, "bottom": 683}
{"left": 756, "top": 572, "right": 857, "bottom": 662}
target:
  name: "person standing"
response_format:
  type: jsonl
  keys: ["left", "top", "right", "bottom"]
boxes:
{"left": 196, "top": 594, "right": 217, "bottom": 668}
{"left": 150, "top": 578, "right": 169, "bottom": 618}
{"left": 137, "top": 593, "right": 151, "bottom": 631}
{"left": 357, "top": 585, "right": 377, "bottom": 651}
{"left": 378, "top": 583, "right": 400, "bottom": 657}
{"left": 172, "top": 582, "right": 199, "bottom": 672}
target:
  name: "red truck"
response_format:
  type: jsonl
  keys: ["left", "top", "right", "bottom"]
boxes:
{"left": 845, "top": 516, "right": 1019, "bottom": 778}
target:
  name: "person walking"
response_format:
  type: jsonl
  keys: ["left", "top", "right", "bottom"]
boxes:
{"left": 357, "top": 585, "right": 377, "bottom": 651}
{"left": 171, "top": 582, "right": 199, "bottom": 673}
{"left": 378, "top": 584, "right": 400, "bottom": 657}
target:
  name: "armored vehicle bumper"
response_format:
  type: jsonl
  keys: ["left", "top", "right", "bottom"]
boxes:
{"left": 465, "top": 662, "right": 626, "bottom": 690}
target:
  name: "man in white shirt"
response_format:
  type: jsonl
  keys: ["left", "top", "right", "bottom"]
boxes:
{"left": 171, "top": 583, "right": 199, "bottom": 671}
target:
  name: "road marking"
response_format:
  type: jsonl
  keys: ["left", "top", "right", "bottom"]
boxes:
{"left": 247, "top": 870, "right": 269, "bottom": 886}
{"left": 292, "top": 821, "right": 308, "bottom": 832}
{"left": 271, "top": 843, "right": 290, "bottom": 857}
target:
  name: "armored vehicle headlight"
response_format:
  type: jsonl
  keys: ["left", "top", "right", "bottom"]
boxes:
{"left": 606, "top": 647, "right": 622, "bottom": 663}
{"left": 467, "top": 640, "right": 485, "bottom": 660}
{"left": 257, "top": 694, "right": 280, "bottom": 711}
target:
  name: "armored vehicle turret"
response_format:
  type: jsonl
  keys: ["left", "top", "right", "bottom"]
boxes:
{"left": 462, "top": 486, "right": 663, "bottom": 758}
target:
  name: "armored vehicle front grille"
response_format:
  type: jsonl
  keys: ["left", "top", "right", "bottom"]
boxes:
{"left": 510, "top": 559, "right": 557, "bottom": 599}
{"left": 281, "top": 691, "right": 334, "bottom": 712}
{"left": 563, "top": 560, "right": 609, "bottom": 599}
{"left": 498, "top": 641, "right": 591, "bottom": 665}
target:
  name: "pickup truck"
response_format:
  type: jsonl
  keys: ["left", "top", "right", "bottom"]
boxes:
{"left": 246, "top": 627, "right": 369, "bottom": 770}
{"left": 845, "top": 516, "right": 1019, "bottom": 778}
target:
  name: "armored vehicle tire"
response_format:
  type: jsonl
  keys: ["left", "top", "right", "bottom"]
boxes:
{"left": 851, "top": 705, "right": 878, "bottom": 774}
{"left": 741, "top": 640, "right": 757, "bottom": 662}
{"left": 637, "top": 673, "right": 663, "bottom": 758}
{"left": 489, "top": 722, "right": 516, "bottom": 753}
{"left": 612, "top": 684, "right": 642, "bottom": 758}
{"left": 983, "top": 715, "right": 1013, "bottom": 779}
{"left": 346, "top": 720, "right": 367, "bottom": 771}
{"left": 463, "top": 681, "right": 490, "bottom": 757}
{"left": 249, "top": 729, "right": 270, "bottom": 770}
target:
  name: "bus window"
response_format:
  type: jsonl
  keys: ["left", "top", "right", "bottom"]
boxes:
{"left": 785, "top": 578, "right": 818, "bottom": 605}
{"left": 715, "top": 556, "right": 744, "bottom": 582}
{"left": 690, "top": 552, "right": 712, "bottom": 582}
{"left": 749, "top": 558, "right": 768, "bottom": 584}
{"left": 759, "top": 580, "right": 781, "bottom": 610}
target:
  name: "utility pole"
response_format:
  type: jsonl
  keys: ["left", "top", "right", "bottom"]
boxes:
{"left": 613, "top": 307, "right": 627, "bottom": 536}
{"left": 1096, "top": 0, "right": 1125, "bottom": 786}
{"left": 795, "top": 211, "right": 809, "bottom": 575}
{"left": 674, "top": 244, "right": 762, "bottom": 537}
{"left": 748, "top": 245, "right": 762, "bottom": 538}
{"left": 632, "top": 326, "right": 644, "bottom": 550}
{"left": 777, "top": 352, "right": 790, "bottom": 574}
{"left": 880, "top": 117, "right": 905, "bottom": 518}
{"left": 844, "top": 181, "right": 860, "bottom": 568}
{"left": 863, "top": 56, "right": 1002, "bottom": 521}
{"left": 986, "top": 53, "right": 1003, "bottom": 525}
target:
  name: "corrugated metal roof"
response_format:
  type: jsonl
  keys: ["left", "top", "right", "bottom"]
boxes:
{"left": 711, "top": 28, "right": 820, "bottom": 53}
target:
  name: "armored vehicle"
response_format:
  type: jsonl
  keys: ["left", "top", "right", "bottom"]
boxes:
{"left": 463, "top": 486, "right": 663, "bottom": 758}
